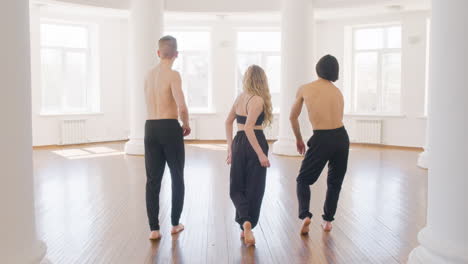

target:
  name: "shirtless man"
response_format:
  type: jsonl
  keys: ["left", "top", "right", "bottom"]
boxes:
{"left": 289, "top": 55, "right": 350, "bottom": 235}
{"left": 144, "top": 35, "right": 191, "bottom": 240}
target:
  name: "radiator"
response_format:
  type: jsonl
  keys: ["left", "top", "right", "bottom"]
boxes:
{"left": 60, "top": 119, "right": 87, "bottom": 145}
{"left": 351, "top": 119, "right": 382, "bottom": 144}
{"left": 264, "top": 116, "right": 279, "bottom": 140}
{"left": 184, "top": 117, "right": 197, "bottom": 140}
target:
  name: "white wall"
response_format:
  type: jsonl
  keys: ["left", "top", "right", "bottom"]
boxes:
{"left": 29, "top": 4, "right": 431, "bottom": 148}
{"left": 48, "top": 0, "right": 430, "bottom": 13}
{"left": 47, "top": 0, "right": 280, "bottom": 12}
{"left": 41, "top": 0, "right": 129, "bottom": 9}
{"left": 316, "top": 11, "right": 430, "bottom": 147}
{"left": 168, "top": 11, "right": 430, "bottom": 147}
{"left": 166, "top": 15, "right": 281, "bottom": 140}
{"left": 30, "top": 5, "right": 130, "bottom": 146}
{"left": 165, "top": 0, "right": 280, "bottom": 12}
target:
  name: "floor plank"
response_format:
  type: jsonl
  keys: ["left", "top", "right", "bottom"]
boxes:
{"left": 34, "top": 142, "right": 427, "bottom": 264}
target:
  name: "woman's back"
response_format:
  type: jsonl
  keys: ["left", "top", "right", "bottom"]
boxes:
{"left": 235, "top": 93, "right": 264, "bottom": 130}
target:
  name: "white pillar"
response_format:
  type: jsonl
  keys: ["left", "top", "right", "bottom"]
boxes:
{"left": 408, "top": 0, "right": 468, "bottom": 263}
{"left": 0, "top": 1, "right": 47, "bottom": 263}
{"left": 273, "top": 0, "right": 314, "bottom": 156}
{"left": 125, "top": 0, "right": 164, "bottom": 155}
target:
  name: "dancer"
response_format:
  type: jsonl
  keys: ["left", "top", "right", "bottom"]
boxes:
{"left": 290, "top": 55, "right": 350, "bottom": 235}
{"left": 144, "top": 36, "right": 191, "bottom": 240}
{"left": 225, "top": 65, "right": 273, "bottom": 247}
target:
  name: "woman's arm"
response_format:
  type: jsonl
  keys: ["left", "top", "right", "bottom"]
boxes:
{"left": 244, "top": 96, "right": 270, "bottom": 167}
{"left": 225, "top": 100, "right": 237, "bottom": 164}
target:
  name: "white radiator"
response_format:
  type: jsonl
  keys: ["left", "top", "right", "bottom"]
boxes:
{"left": 184, "top": 117, "right": 197, "bottom": 140}
{"left": 60, "top": 119, "right": 87, "bottom": 145}
{"left": 351, "top": 119, "right": 382, "bottom": 144}
{"left": 264, "top": 116, "right": 279, "bottom": 140}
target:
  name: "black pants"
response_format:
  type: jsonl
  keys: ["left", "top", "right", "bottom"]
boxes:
{"left": 230, "top": 130, "right": 269, "bottom": 230}
{"left": 297, "top": 126, "right": 349, "bottom": 222}
{"left": 145, "top": 119, "right": 185, "bottom": 231}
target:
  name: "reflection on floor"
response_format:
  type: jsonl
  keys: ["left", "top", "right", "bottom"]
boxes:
{"left": 51, "top": 146, "right": 125, "bottom": 160}
{"left": 34, "top": 142, "right": 427, "bottom": 264}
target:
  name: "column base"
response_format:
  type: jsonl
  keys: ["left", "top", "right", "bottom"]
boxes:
{"left": 417, "top": 149, "right": 429, "bottom": 169}
{"left": 4, "top": 240, "right": 47, "bottom": 264}
{"left": 32, "top": 240, "right": 47, "bottom": 264}
{"left": 272, "top": 138, "right": 301, "bottom": 156}
{"left": 125, "top": 138, "right": 145, "bottom": 155}
{"left": 408, "top": 228, "right": 468, "bottom": 264}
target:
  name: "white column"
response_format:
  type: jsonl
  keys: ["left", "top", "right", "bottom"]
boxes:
{"left": 273, "top": 0, "right": 314, "bottom": 156}
{"left": 125, "top": 0, "right": 164, "bottom": 155}
{"left": 408, "top": 0, "right": 468, "bottom": 263}
{"left": 0, "top": 1, "right": 47, "bottom": 263}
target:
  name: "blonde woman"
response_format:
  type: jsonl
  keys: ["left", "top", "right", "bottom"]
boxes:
{"left": 225, "top": 65, "right": 273, "bottom": 247}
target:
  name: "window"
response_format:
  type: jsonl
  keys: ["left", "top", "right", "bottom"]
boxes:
{"left": 40, "top": 22, "right": 99, "bottom": 114}
{"left": 236, "top": 31, "right": 281, "bottom": 112}
{"left": 350, "top": 25, "right": 402, "bottom": 114}
{"left": 425, "top": 19, "right": 431, "bottom": 116}
{"left": 166, "top": 31, "right": 211, "bottom": 111}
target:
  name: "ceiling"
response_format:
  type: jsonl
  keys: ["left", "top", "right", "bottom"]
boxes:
{"left": 33, "top": 0, "right": 431, "bottom": 17}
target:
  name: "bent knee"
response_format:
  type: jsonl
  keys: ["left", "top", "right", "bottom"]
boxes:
{"left": 229, "top": 190, "right": 237, "bottom": 199}
{"left": 327, "top": 182, "right": 343, "bottom": 191}
{"left": 146, "top": 179, "right": 161, "bottom": 186}
{"left": 296, "top": 176, "right": 317, "bottom": 185}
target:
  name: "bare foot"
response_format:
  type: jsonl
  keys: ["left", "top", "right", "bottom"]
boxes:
{"left": 300, "top": 217, "right": 311, "bottom": 235}
{"left": 243, "top": 222, "right": 255, "bottom": 247}
{"left": 149, "top": 230, "right": 161, "bottom": 240}
{"left": 322, "top": 221, "right": 332, "bottom": 232}
{"left": 171, "top": 224, "right": 185, "bottom": 235}
{"left": 240, "top": 231, "right": 245, "bottom": 239}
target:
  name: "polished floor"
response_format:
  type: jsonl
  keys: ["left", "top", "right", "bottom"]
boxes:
{"left": 33, "top": 142, "right": 427, "bottom": 264}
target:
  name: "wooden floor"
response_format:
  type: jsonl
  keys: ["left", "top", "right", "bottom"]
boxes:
{"left": 33, "top": 142, "right": 427, "bottom": 264}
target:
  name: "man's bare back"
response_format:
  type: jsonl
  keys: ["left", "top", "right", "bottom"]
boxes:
{"left": 146, "top": 35, "right": 189, "bottom": 240}
{"left": 299, "top": 79, "right": 344, "bottom": 130}
{"left": 145, "top": 64, "right": 180, "bottom": 120}
{"left": 290, "top": 55, "right": 349, "bottom": 234}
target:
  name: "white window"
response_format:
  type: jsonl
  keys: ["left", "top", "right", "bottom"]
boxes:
{"left": 350, "top": 25, "right": 402, "bottom": 114}
{"left": 40, "top": 22, "right": 99, "bottom": 114}
{"left": 165, "top": 31, "right": 211, "bottom": 111}
{"left": 236, "top": 31, "right": 281, "bottom": 112}
{"left": 425, "top": 19, "right": 431, "bottom": 116}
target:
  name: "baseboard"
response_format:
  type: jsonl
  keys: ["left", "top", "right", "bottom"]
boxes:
{"left": 33, "top": 139, "right": 129, "bottom": 150}
{"left": 350, "top": 143, "right": 423, "bottom": 151}
{"left": 186, "top": 140, "right": 423, "bottom": 151}
{"left": 185, "top": 139, "right": 278, "bottom": 144}
{"left": 33, "top": 139, "right": 423, "bottom": 152}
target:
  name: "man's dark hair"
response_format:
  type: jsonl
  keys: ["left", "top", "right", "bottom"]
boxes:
{"left": 316, "top": 54, "right": 339, "bottom": 82}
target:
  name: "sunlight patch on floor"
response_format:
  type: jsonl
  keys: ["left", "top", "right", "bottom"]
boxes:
{"left": 52, "top": 149, "right": 90, "bottom": 157}
{"left": 83, "top": 147, "right": 118, "bottom": 154}
{"left": 52, "top": 147, "right": 124, "bottom": 160}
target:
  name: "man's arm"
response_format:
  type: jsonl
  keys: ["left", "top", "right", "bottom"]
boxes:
{"left": 290, "top": 87, "right": 306, "bottom": 155}
{"left": 170, "top": 71, "right": 191, "bottom": 136}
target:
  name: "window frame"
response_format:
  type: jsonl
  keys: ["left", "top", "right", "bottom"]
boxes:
{"left": 165, "top": 28, "right": 214, "bottom": 113}
{"left": 424, "top": 18, "right": 431, "bottom": 117}
{"left": 349, "top": 23, "right": 402, "bottom": 115}
{"left": 40, "top": 19, "right": 98, "bottom": 115}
